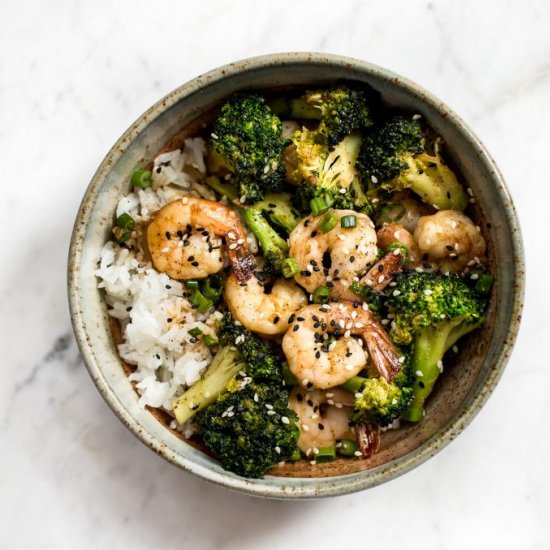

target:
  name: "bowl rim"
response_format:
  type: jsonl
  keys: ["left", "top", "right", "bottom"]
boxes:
{"left": 68, "top": 52, "right": 525, "bottom": 499}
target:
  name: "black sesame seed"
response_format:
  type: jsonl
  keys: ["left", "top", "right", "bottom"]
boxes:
{"left": 165, "top": 284, "right": 171, "bottom": 289}
{"left": 293, "top": 325, "right": 300, "bottom": 332}
{"left": 307, "top": 400, "right": 314, "bottom": 407}
{"left": 318, "top": 423, "right": 325, "bottom": 430}
{"left": 273, "top": 316, "right": 280, "bottom": 324}
{"left": 288, "top": 314, "right": 296, "bottom": 323}
{"left": 297, "top": 316, "right": 305, "bottom": 322}
{"left": 165, "top": 231, "right": 171, "bottom": 240}
{"left": 191, "top": 261, "right": 199, "bottom": 267}
{"left": 296, "top": 393, "right": 303, "bottom": 402}
{"left": 177, "top": 230, "right": 184, "bottom": 239}
{"left": 446, "top": 245, "right": 454, "bottom": 251}
{"left": 188, "top": 255, "right": 195, "bottom": 261}
{"left": 167, "top": 318, "right": 172, "bottom": 323}
{"left": 378, "top": 264, "right": 384, "bottom": 272}
{"left": 350, "top": 256, "right": 355, "bottom": 263}
{"left": 315, "top": 351, "right": 321, "bottom": 359}
{"left": 311, "top": 230, "right": 318, "bottom": 238}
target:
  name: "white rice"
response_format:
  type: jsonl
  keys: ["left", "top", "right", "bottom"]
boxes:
{"left": 96, "top": 137, "right": 226, "bottom": 411}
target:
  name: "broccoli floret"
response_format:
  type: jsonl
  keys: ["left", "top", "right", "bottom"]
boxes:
{"left": 254, "top": 192, "right": 300, "bottom": 234}
{"left": 172, "top": 346, "right": 245, "bottom": 425}
{"left": 211, "top": 93, "right": 287, "bottom": 203}
{"left": 290, "top": 131, "right": 370, "bottom": 212}
{"left": 195, "top": 382, "right": 299, "bottom": 478}
{"left": 218, "top": 313, "right": 283, "bottom": 384}
{"left": 357, "top": 114, "right": 468, "bottom": 210}
{"left": 342, "top": 375, "right": 413, "bottom": 426}
{"left": 242, "top": 205, "right": 288, "bottom": 277}
{"left": 387, "top": 271, "right": 488, "bottom": 421}
{"left": 270, "top": 84, "right": 374, "bottom": 146}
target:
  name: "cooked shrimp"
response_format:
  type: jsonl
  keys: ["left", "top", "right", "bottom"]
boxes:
{"left": 224, "top": 260, "right": 308, "bottom": 337}
{"left": 282, "top": 302, "right": 401, "bottom": 389}
{"left": 376, "top": 223, "right": 422, "bottom": 268}
{"left": 414, "top": 210, "right": 486, "bottom": 273}
{"left": 289, "top": 387, "right": 355, "bottom": 453}
{"left": 288, "top": 210, "right": 378, "bottom": 301}
{"left": 147, "top": 197, "right": 255, "bottom": 283}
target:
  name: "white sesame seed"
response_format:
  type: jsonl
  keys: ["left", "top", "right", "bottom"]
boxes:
{"left": 227, "top": 411, "right": 234, "bottom": 417}
{"left": 254, "top": 393, "right": 259, "bottom": 402}
{"left": 381, "top": 319, "right": 390, "bottom": 325}
{"left": 281, "top": 416, "right": 290, "bottom": 424}
{"left": 338, "top": 319, "right": 345, "bottom": 328}
{"left": 351, "top": 311, "right": 357, "bottom": 319}
{"left": 467, "top": 187, "right": 474, "bottom": 196}
{"left": 310, "top": 460, "right": 316, "bottom": 465}
{"left": 415, "top": 370, "right": 423, "bottom": 377}
{"left": 339, "top": 188, "right": 347, "bottom": 194}
{"left": 412, "top": 113, "right": 422, "bottom": 120}
{"left": 452, "top": 345, "right": 458, "bottom": 353}
{"left": 327, "top": 399, "right": 334, "bottom": 406}
{"left": 424, "top": 289, "right": 433, "bottom": 295}
{"left": 161, "top": 247, "right": 170, "bottom": 253}
{"left": 275, "top": 446, "right": 281, "bottom": 454}
{"left": 362, "top": 302, "right": 369, "bottom": 311}
{"left": 371, "top": 175, "right": 378, "bottom": 184}
{"left": 437, "top": 360, "right": 444, "bottom": 372}
{"left": 328, "top": 341, "right": 337, "bottom": 352}
{"left": 302, "top": 378, "right": 310, "bottom": 386}
{"left": 211, "top": 133, "right": 218, "bottom": 139}
{"left": 394, "top": 231, "right": 401, "bottom": 239}
{"left": 338, "top": 234, "right": 346, "bottom": 241}
{"left": 310, "top": 413, "right": 319, "bottom": 420}
{"left": 398, "top": 356, "right": 406, "bottom": 364}
{"left": 265, "top": 403, "right": 273, "bottom": 410}
{"left": 354, "top": 450, "right": 363, "bottom": 457}
{"left": 346, "top": 322, "right": 353, "bottom": 330}
{"left": 392, "top": 290, "right": 401, "bottom": 296}
{"left": 227, "top": 231, "right": 236, "bottom": 240}
{"left": 177, "top": 241, "right": 184, "bottom": 248}
{"left": 239, "top": 196, "right": 246, "bottom": 204}
{"left": 393, "top": 248, "right": 401, "bottom": 256}
{"left": 342, "top": 248, "right": 350, "bottom": 255}
{"left": 313, "top": 447, "right": 319, "bottom": 455}
{"left": 378, "top": 275, "right": 385, "bottom": 284}
{"left": 263, "top": 165, "right": 270, "bottom": 174}
{"left": 344, "top": 330, "right": 351, "bottom": 338}
{"left": 326, "top": 392, "right": 334, "bottom": 398}
{"left": 302, "top": 424, "right": 310, "bottom": 431}
{"left": 228, "top": 243, "right": 238, "bottom": 250}
{"left": 355, "top": 393, "right": 363, "bottom": 399}
{"left": 469, "top": 197, "right": 476, "bottom": 204}
{"left": 354, "top": 322, "right": 364, "bottom": 328}
{"left": 345, "top": 365, "right": 355, "bottom": 371}
{"left": 267, "top": 410, "right": 276, "bottom": 416}
{"left": 181, "top": 196, "right": 189, "bottom": 205}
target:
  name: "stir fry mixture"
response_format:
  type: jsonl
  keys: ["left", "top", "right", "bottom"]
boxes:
{"left": 102, "top": 84, "right": 492, "bottom": 478}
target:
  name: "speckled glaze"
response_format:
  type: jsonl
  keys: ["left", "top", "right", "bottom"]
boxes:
{"left": 68, "top": 53, "right": 524, "bottom": 499}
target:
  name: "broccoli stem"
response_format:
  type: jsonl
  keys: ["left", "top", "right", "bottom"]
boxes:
{"left": 242, "top": 206, "right": 289, "bottom": 259}
{"left": 172, "top": 346, "right": 244, "bottom": 425}
{"left": 204, "top": 176, "right": 239, "bottom": 201}
{"left": 254, "top": 192, "right": 300, "bottom": 233}
{"left": 340, "top": 376, "right": 365, "bottom": 395}
{"left": 267, "top": 97, "right": 321, "bottom": 120}
{"left": 404, "top": 318, "right": 481, "bottom": 422}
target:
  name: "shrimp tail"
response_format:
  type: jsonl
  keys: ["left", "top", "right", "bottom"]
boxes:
{"left": 356, "top": 423, "right": 380, "bottom": 458}
{"left": 229, "top": 249, "right": 256, "bottom": 284}
{"left": 361, "top": 250, "right": 405, "bottom": 292}
{"left": 362, "top": 319, "right": 402, "bottom": 381}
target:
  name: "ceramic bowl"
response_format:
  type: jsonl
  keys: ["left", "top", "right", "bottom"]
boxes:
{"left": 68, "top": 53, "right": 524, "bottom": 498}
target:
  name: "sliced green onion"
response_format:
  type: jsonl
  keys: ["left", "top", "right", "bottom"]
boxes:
{"left": 203, "top": 335, "right": 219, "bottom": 347}
{"left": 204, "top": 175, "right": 239, "bottom": 201}
{"left": 340, "top": 214, "right": 357, "bottom": 229}
{"left": 131, "top": 168, "right": 152, "bottom": 189}
{"left": 322, "top": 333, "right": 336, "bottom": 352}
{"left": 185, "top": 280, "right": 200, "bottom": 290}
{"left": 349, "top": 282, "right": 382, "bottom": 313}
{"left": 190, "top": 290, "right": 213, "bottom": 313}
{"left": 317, "top": 210, "right": 339, "bottom": 233}
{"left": 113, "top": 227, "right": 131, "bottom": 244}
{"left": 379, "top": 203, "right": 406, "bottom": 223}
{"left": 116, "top": 212, "right": 136, "bottom": 231}
{"left": 202, "top": 275, "right": 224, "bottom": 302}
{"left": 282, "top": 257, "right": 300, "bottom": 279}
{"left": 187, "top": 327, "right": 203, "bottom": 337}
{"left": 315, "top": 446, "right": 336, "bottom": 463}
{"left": 385, "top": 242, "right": 409, "bottom": 263}
{"left": 337, "top": 439, "right": 358, "bottom": 457}
{"left": 312, "top": 285, "right": 330, "bottom": 304}
{"left": 290, "top": 448, "right": 302, "bottom": 462}
{"left": 310, "top": 196, "right": 330, "bottom": 216}
{"left": 282, "top": 363, "right": 298, "bottom": 386}
{"left": 475, "top": 272, "right": 493, "bottom": 295}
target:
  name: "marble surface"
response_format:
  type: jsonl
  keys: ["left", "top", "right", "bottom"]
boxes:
{"left": 1, "top": 0, "right": 548, "bottom": 548}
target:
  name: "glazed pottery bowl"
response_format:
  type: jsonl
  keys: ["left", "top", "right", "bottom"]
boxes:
{"left": 68, "top": 53, "right": 524, "bottom": 498}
